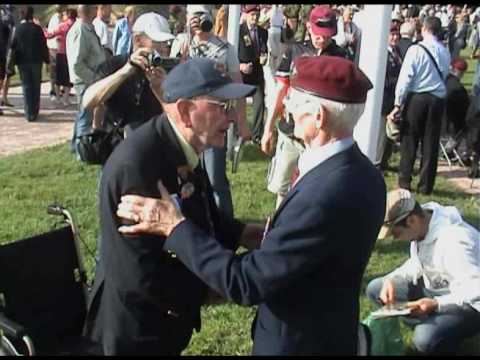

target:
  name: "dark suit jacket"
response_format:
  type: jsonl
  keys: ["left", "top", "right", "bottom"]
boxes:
{"left": 238, "top": 22, "right": 268, "bottom": 86}
{"left": 84, "top": 114, "right": 244, "bottom": 355}
{"left": 11, "top": 21, "right": 49, "bottom": 65}
{"left": 164, "top": 143, "right": 386, "bottom": 355}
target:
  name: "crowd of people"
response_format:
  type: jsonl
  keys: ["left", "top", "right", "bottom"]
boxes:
{"left": 0, "top": 3, "right": 479, "bottom": 356}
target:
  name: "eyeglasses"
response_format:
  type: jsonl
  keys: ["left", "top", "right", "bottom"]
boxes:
{"left": 201, "top": 99, "right": 235, "bottom": 113}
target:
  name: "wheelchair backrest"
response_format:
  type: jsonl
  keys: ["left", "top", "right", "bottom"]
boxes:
{"left": 0, "top": 226, "right": 88, "bottom": 351}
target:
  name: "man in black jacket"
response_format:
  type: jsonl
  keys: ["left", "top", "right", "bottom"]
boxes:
{"left": 83, "top": 58, "right": 258, "bottom": 355}
{"left": 10, "top": 6, "right": 49, "bottom": 121}
{"left": 238, "top": 5, "right": 268, "bottom": 143}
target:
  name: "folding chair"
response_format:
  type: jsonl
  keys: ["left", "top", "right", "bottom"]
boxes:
{"left": 0, "top": 205, "right": 101, "bottom": 356}
{"left": 439, "top": 132, "right": 466, "bottom": 168}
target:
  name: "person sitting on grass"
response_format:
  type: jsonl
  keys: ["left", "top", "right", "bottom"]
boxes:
{"left": 366, "top": 188, "right": 480, "bottom": 355}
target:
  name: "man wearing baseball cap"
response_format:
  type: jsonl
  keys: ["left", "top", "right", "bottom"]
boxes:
{"left": 83, "top": 12, "right": 175, "bottom": 134}
{"left": 84, "top": 57, "right": 256, "bottom": 355}
{"left": 115, "top": 55, "right": 386, "bottom": 355}
{"left": 367, "top": 189, "right": 480, "bottom": 355}
{"left": 262, "top": 5, "right": 348, "bottom": 209}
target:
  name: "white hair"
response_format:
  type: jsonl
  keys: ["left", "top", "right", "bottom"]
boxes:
{"left": 290, "top": 88, "right": 366, "bottom": 133}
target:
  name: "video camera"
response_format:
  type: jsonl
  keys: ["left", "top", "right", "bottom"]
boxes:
{"left": 148, "top": 51, "right": 181, "bottom": 73}
{"left": 191, "top": 11, "right": 213, "bottom": 33}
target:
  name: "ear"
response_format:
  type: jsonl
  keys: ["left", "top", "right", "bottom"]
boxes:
{"left": 306, "top": 21, "right": 311, "bottom": 32}
{"left": 316, "top": 104, "right": 328, "bottom": 130}
{"left": 177, "top": 99, "right": 194, "bottom": 128}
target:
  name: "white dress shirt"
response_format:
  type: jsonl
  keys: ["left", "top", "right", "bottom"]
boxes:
{"left": 394, "top": 34, "right": 451, "bottom": 106}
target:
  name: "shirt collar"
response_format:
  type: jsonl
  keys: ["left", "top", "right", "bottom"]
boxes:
{"left": 296, "top": 137, "right": 354, "bottom": 183}
{"left": 168, "top": 116, "right": 199, "bottom": 170}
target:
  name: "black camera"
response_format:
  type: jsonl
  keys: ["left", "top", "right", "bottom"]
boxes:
{"left": 193, "top": 11, "right": 213, "bottom": 32}
{"left": 148, "top": 52, "right": 181, "bottom": 73}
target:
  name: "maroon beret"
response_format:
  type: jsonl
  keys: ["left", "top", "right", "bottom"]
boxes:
{"left": 309, "top": 5, "right": 337, "bottom": 37}
{"left": 243, "top": 5, "right": 260, "bottom": 13}
{"left": 290, "top": 56, "right": 373, "bottom": 103}
{"left": 451, "top": 57, "right": 468, "bottom": 72}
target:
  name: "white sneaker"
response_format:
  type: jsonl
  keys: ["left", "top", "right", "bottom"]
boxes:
{"left": 62, "top": 98, "right": 70, "bottom": 107}
{"left": 50, "top": 94, "right": 58, "bottom": 102}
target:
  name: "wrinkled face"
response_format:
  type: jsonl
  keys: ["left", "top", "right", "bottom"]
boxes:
{"left": 246, "top": 10, "right": 260, "bottom": 27}
{"left": 135, "top": 35, "right": 171, "bottom": 57}
{"left": 307, "top": 22, "right": 332, "bottom": 50}
{"left": 284, "top": 90, "right": 319, "bottom": 145}
{"left": 389, "top": 32, "right": 400, "bottom": 46}
{"left": 188, "top": 96, "right": 235, "bottom": 149}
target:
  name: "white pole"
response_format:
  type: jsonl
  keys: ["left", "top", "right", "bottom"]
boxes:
{"left": 227, "top": 5, "right": 241, "bottom": 50}
{"left": 353, "top": 5, "right": 392, "bottom": 162}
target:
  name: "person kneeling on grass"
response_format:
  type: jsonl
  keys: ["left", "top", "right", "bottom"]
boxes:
{"left": 366, "top": 189, "right": 480, "bottom": 355}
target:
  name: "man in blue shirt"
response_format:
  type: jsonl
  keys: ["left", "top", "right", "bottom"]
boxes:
{"left": 112, "top": 6, "right": 136, "bottom": 56}
{"left": 388, "top": 16, "right": 450, "bottom": 195}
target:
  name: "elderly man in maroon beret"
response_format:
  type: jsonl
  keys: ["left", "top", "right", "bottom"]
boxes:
{"left": 114, "top": 55, "right": 387, "bottom": 355}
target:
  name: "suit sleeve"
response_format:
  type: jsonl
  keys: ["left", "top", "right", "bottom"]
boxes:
{"left": 103, "top": 163, "right": 167, "bottom": 299}
{"left": 164, "top": 197, "right": 338, "bottom": 306}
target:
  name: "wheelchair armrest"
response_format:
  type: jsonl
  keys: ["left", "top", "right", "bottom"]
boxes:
{"left": 0, "top": 313, "right": 26, "bottom": 339}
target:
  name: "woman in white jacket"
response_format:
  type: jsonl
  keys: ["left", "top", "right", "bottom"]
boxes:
{"left": 366, "top": 188, "right": 480, "bottom": 355}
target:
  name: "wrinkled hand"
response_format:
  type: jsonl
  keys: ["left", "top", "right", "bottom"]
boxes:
{"left": 261, "top": 129, "right": 276, "bottom": 155}
{"left": 117, "top": 181, "right": 186, "bottom": 237}
{"left": 145, "top": 66, "right": 167, "bottom": 98}
{"left": 379, "top": 278, "right": 396, "bottom": 305}
{"left": 407, "top": 298, "right": 438, "bottom": 317}
{"left": 128, "top": 47, "right": 152, "bottom": 72}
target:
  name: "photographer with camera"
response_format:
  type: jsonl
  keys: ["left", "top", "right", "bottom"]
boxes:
{"left": 82, "top": 12, "right": 176, "bottom": 136}
{"left": 81, "top": 12, "right": 176, "bottom": 264}
{"left": 170, "top": 5, "right": 251, "bottom": 220}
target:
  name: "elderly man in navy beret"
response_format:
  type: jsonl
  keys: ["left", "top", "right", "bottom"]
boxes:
{"left": 116, "top": 56, "right": 387, "bottom": 355}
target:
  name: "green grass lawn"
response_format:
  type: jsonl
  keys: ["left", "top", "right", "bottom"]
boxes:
{"left": 0, "top": 141, "right": 479, "bottom": 355}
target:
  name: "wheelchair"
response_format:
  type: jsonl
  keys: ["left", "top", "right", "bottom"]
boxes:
{"left": 0, "top": 205, "right": 102, "bottom": 356}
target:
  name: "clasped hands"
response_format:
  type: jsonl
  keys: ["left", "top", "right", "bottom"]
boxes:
{"left": 117, "top": 181, "right": 186, "bottom": 237}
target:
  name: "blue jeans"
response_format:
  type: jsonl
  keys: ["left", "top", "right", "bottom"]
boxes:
{"left": 202, "top": 141, "right": 233, "bottom": 220}
{"left": 72, "top": 83, "right": 93, "bottom": 158}
{"left": 17, "top": 63, "right": 42, "bottom": 121}
{"left": 366, "top": 276, "right": 480, "bottom": 354}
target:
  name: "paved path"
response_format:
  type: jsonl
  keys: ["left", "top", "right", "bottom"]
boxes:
{"left": 0, "top": 82, "right": 479, "bottom": 195}
{"left": 0, "top": 82, "right": 77, "bottom": 157}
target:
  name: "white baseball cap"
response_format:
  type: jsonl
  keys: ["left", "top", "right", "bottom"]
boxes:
{"left": 132, "top": 12, "right": 175, "bottom": 42}
{"left": 186, "top": 5, "right": 211, "bottom": 15}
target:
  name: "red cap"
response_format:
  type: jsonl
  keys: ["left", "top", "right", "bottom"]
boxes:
{"left": 309, "top": 5, "right": 337, "bottom": 37}
{"left": 291, "top": 56, "right": 373, "bottom": 103}
{"left": 243, "top": 5, "right": 260, "bottom": 14}
{"left": 390, "top": 23, "right": 400, "bottom": 34}
{"left": 451, "top": 57, "right": 468, "bottom": 72}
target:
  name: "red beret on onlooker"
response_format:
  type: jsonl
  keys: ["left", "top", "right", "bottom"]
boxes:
{"left": 451, "top": 57, "right": 468, "bottom": 72}
{"left": 390, "top": 23, "right": 400, "bottom": 34}
{"left": 243, "top": 5, "right": 260, "bottom": 13}
{"left": 290, "top": 56, "right": 373, "bottom": 103}
{"left": 309, "top": 5, "right": 337, "bottom": 37}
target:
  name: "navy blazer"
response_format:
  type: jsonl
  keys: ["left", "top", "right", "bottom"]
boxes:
{"left": 238, "top": 22, "right": 268, "bottom": 86}
{"left": 164, "top": 143, "right": 386, "bottom": 355}
{"left": 84, "top": 115, "right": 244, "bottom": 355}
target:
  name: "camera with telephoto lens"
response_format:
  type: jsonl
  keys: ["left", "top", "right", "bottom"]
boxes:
{"left": 148, "top": 51, "right": 181, "bottom": 73}
{"left": 192, "top": 11, "right": 213, "bottom": 32}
